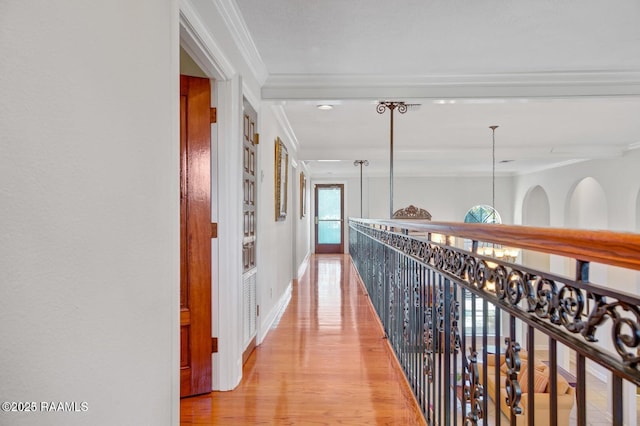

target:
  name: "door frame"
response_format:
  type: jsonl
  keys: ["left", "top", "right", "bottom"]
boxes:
{"left": 180, "top": 12, "right": 260, "bottom": 391}
{"left": 314, "top": 183, "right": 345, "bottom": 254}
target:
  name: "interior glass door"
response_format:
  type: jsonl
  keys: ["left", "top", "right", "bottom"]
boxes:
{"left": 314, "top": 184, "right": 344, "bottom": 253}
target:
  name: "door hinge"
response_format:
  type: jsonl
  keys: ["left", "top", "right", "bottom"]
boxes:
{"left": 253, "top": 133, "right": 259, "bottom": 145}
{"left": 256, "top": 305, "right": 260, "bottom": 317}
{"left": 211, "top": 222, "right": 218, "bottom": 239}
{"left": 212, "top": 337, "right": 218, "bottom": 353}
{"left": 210, "top": 107, "right": 217, "bottom": 124}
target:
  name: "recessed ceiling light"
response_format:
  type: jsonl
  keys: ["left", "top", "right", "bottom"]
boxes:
{"left": 317, "top": 104, "right": 333, "bottom": 110}
{"left": 499, "top": 160, "right": 514, "bottom": 163}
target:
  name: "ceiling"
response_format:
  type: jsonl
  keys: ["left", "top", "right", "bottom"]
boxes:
{"left": 234, "top": 0, "right": 640, "bottom": 177}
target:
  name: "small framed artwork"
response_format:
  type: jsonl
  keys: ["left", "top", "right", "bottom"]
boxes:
{"left": 274, "top": 137, "right": 288, "bottom": 221}
{"left": 300, "top": 171, "right": 307, "bottom": 218}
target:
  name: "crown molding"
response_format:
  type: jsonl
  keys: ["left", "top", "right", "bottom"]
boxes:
{"left": 262, "top": 71, "right": 640, "bottom": 100}
{"left": 627, "top": 142, "right": 640, "bottom": 151}
{"left": 242, "top": 80, "right": 260, "bottom": 114}
{"left": 179, "top": 0, "right": 236, "bottom": 80}
{"left": 213, "top": 0, "right": 269, "bottom": 86}
{"left": 512, "top": 159, "right": 590, "bottom": 177}
{"left": 270, "top": 104, "right": 299, "bottom": 154}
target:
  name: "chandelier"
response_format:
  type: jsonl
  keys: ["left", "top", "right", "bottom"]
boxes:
{"left": 480, "top": 125, "right": 520, "bottom": 264}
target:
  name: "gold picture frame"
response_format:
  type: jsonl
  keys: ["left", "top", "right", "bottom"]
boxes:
{"left": 275, "top": 137, "right": 288, "bottom": 221}
{"left": 300, "top": 171, "right": 307, "bottom": 218}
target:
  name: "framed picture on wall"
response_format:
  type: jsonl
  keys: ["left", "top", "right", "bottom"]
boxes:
{"left": 300, "top": 171, "right": 307, "bottom": 218}
{"left": 275, "top": 137, "right": 288, "bottom": 221}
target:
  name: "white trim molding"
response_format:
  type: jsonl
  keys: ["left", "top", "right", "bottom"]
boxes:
{"left": 270, "top": 104, "right": 299, "bottom": 153}
{"left": 257, "top": 281, "right": 292, "bottom": 345}
{"left": 213, "top": 76, "right": 245, "bottom": 391}
{"left": 262, "top": 70, "right": 640, "bottom": 100}
{"left": 179, "top": 0, "right": 236, "bottom": 80}
{"left": 297, "top": 252, "right": 310, "bottom": 281}
{"left": 213, "top": 0, "right": 269, "bottom": 85}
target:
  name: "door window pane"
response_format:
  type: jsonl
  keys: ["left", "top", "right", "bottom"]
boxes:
{"left": 318, "top": 188, "right": 341, "bottom": 220}
{"left": 318, "top": 221, "right": 341, "bottom": 244}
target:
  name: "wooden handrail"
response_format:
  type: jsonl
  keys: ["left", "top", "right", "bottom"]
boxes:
{"left": 350, "top": 218, "right": 640, "bottom": 272}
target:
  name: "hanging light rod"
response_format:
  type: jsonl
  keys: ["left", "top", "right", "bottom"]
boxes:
{"left": 377, "top": 101, "right": 420, "bottom": 218}
{"left": 353, "top": 160, "right": 369, "bottom": 218}
{"left": 489, "top": 125, "right": 498, "bottom": 222}
{"left": 489, "top": 126, "right": 498, "bottom": 204}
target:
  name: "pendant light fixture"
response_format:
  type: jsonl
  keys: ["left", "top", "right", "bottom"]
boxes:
{"left": 482, "top": 125, "right": 520, "bottom": 263}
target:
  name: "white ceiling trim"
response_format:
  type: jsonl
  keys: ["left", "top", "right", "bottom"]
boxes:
{"left": 262, "top": 71, "right": 640, "bottom": 100}
{"left": 242, "top": 80, "right": 260, "bottom": 114}
{"left": 213, "top": 0, "right": 269, "bottom": 86}
{"left": 270, "top": 105, "right": 299, "bottom": 154}
{"left": 627, "top": 142, "right": 640, "bottom": 151}
{"left": 300, "top": 146, "right": 626, "bottom": 162}
{"left": 179, "top": 0, "right": 236, "bottom": 80}
{"left": 517, "top": 159, "right": 589, "bottom": 177}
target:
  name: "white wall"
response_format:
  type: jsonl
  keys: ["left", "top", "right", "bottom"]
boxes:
{"left": 514, "top": 151, "right": 640, "bottom": 293}
{"left": 255, "top": 105, "right": 298, "bottom": 343}
{"left": 0, "top": 1, "right": 178, "bottom": 425}
{"left": 514, "top": 149, "right": 640, "bottom": 231}
{"left": 366, "top": 175, "right": 515, "bottom": 223}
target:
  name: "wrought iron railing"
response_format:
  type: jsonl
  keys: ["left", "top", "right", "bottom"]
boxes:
{"left": 349, "top": 218, "right": 640, "bottom": 426}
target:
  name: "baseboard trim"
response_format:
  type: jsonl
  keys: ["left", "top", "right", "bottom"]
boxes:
{"left": 298, "top": 252, "right": 310, "bottom": 280}
{"left": 257, "top": 281, "right": 292, "bottom": 344}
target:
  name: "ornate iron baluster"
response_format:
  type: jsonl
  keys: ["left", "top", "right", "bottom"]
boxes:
{"left": 504, "top": 338, "right": 523, "bottom": 416}
{"left": 463, "top": 349, "right": 484, "bottom": 425}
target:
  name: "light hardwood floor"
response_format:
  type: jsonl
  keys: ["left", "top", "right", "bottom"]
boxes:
{"left": 180, "top": 254, "right": 426, "bottom": 425}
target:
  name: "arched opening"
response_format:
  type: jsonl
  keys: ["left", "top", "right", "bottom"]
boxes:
{"left": 520, "top": 185, "right": 551, "bottom": 351}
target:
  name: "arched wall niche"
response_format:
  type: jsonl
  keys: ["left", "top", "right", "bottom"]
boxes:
{"left": 522, "top": 185, "right": 550, "bottom": 227}
{"left": 520, "top": 185, "right": 551, "bottom": 350}
{"left": 565, "top": 177, "right": 610, "bottom": 382}
{"left": 565, "top": 176, "right": 608, "bottom": 283}
{"left": 565, "top": 177, "right": 608, "bottom": 231}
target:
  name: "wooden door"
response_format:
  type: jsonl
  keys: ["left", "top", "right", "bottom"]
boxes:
{"left": 180, "top": 75, "right": 212, "bottom": 397}
{"left": 314, "top": 184, "right": 344, "bottom": 253}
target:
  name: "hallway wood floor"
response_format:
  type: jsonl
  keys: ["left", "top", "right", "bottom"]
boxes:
{"left": 180, "top": 254, "right": 426, "bottom": 425}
